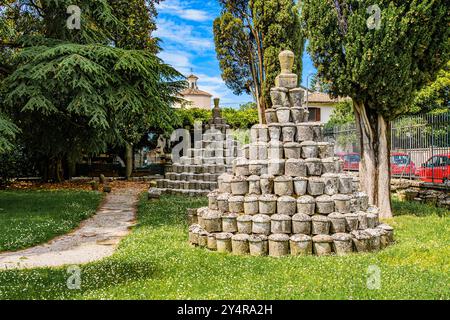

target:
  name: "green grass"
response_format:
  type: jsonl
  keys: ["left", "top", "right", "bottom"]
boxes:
{"left": 0, "top": 194, "right": 448, "bottom": 300}
{"left": 0, "top": 190, "right": 103, "bottom": 252}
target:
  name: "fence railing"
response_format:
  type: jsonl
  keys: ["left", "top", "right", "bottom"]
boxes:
{"left": 324, "top": 111, "right": 450, "bottom": 187}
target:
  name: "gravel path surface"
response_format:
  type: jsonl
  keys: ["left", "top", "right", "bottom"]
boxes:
{"left": 0, "top": 187, "right": 143, "bottom": 270}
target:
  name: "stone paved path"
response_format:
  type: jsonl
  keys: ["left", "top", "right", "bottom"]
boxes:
{"left": 0, "top": 187, "right": 143, "bottom": 270}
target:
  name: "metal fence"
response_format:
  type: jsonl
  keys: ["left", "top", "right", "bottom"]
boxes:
{"left": 324, "top": 111, "right": 450, "bottom": 187}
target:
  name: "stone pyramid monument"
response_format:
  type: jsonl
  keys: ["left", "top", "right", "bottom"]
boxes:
{"left": 155, "top": 98, "right": 241, "bottom": 196}
{"left": 187, "top": 50, "right": 394, "bottom": 256}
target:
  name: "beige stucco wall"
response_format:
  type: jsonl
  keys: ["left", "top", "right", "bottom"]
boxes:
{"left": 173, "top": 95, "right": 211, "bottom": 110}
{"left": 307, "top": 103, "right": 335, "bottom": 124}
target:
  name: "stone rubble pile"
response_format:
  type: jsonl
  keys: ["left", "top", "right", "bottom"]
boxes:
{"left": 155, "top": 98, "right": 241, "bottom": 196}
{"left": 187, "top": 50, "right": 394, "bottom": 256}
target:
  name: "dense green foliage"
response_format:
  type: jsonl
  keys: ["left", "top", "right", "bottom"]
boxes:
{"left": 324, "top": 100, "right": 355, "bottom": 128}
{"left": 0, "top": 190, "right": 102, "bottom": 251}
{"left": 410, "top": 61, "right": 450, "bottom": 114}
{"left": 0, "top": 0, "right": 184, "bottom": 180}
{"left": 174, "top": 103, "right": 259, "bottom": 130}
{"left": 213, "top": 0, "right": 304, "bottom": 119}
{"left": 302, "top": 0, "right": 449, "bottom": 119}
{"left": 0, "top": 194, "right": 447, "bottom": 299}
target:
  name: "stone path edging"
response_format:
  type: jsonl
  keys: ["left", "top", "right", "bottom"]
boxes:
{"left": 0, "top": 188, "right": 142, "bottom": 270}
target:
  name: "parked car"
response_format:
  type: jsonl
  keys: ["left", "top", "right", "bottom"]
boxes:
{"left": 336, "top": 152, "right": 360, "bottom": 171}
{"left": 416, "top": 154, "right": 450, "bottom": 185}
{"left": 337, "top": 152, "right": 417, "bottom": 175}
{"left": 391, "top": 152, "right": 416, "bottom": 176}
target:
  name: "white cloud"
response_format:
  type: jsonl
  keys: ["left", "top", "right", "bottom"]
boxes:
{"left": 157, "top": 1, "right": 212, "bottom": 22}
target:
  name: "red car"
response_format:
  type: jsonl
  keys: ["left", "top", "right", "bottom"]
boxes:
{"left": 416, "top": 154, "right": 450, "bottom": 185}
{"left": 337, "top": 152, "right": 416, "bottom": 175}
{"left": 336, "top": 152, "right": 360, "bottom": 171}
{"left": 391, "top": 152, "right": 416, "bottom": 176}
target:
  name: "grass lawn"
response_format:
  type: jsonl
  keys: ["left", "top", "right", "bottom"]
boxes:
{"left": 0, "top": 194, "right": 448, "bottom": 300}
{"left": 0, "top": 190, "right": 103, "bottom": 252}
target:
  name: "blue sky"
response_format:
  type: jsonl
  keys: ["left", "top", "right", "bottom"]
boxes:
{"left": 155, "top": 0, "right": 317, "bottom": 107}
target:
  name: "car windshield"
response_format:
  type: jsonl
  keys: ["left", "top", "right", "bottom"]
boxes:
{"left": 345, "top": 155, "right": 360, "bottom": 162}
{"left": 392, "top": 155, "right": 409, "bottom": 165}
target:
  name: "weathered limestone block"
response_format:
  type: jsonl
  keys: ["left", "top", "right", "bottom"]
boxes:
{"left": 218, "top": 173, "right": 233, "bottom": 193}
{"left": 268, "top": 234, "right": 290, "bottom": 257}
{"left": 222, "top": 213, "right": 238, "bottom": 233}
{"left": 244, "top": 195, "right": 259, "bottom": 215}
{"left": 300, "top": 141, "right": 319, "bottom": 159}
{"left": 216, "top": 232, "right": 233, "bottom": 253}
{"left": 268, "top": 141, "right": 284, "bottom": 159}
{"left": 297, "top": 195, "right": 316, "bottom": 215}
{"left": 203, "top": 210, "right": 222, "bottom": 233}
{"left": 147, "top": 188, "right": 161, "bottom": 200}
{"left": 271, "top": 214, "right": 292, "bottom": 234}
{"left": 188, "top": 224, "right": 203, "bottom": 245}
{"left": 276, "top": 107, "right": 291, "bottom": 123}
{"left": 247, "top": 175, "right": 261, "bottom": 195}
{"left": 249, "top": 160, "right": 268, "bottom": 176}
{"left": 350, "top": 197, "right": 360, "bottom": 213}
{"left": 208, "top": 190, "right": 219, "bottom": 210}
{"left": 289, "top": 88, "right": 304, "bottom": 108}
{"left": 351, "top": 230, "right": 371, "bottom": 252}
{"left": 249, "top": 235, "right": 268, "bottom": 256}
{"left": 296, "top": 124, "right": 314, "bottom": 142}
{"left": 332, "top": 194, "right": 352, "bottom": 213}
{"left": 231, "top": 176, "right": 249, "bottom": 196}
{"left": 234, "top": 158, "right": 250, "bottom": 176}
{"left": 252, "top": 214, "right": 271, "bottom": 235}
{"left": 237, "top": 215, "right": 253, "bottom": 234}
{"left": 366, "top": 228, "right": 381, "bottom": 251}
{"left": 355, "top": 192, "right": 369, "bottom": 211}
{"left": 305, "top": 158, "right": 323, "bottom": 176}
{"left": 322, "top": 173, "right": 339, "bottom": 195}
{"left": 265, "top": 108, "right": 278, "bottom": 124}
{"left": 198, "top": 231, "right": 208, "bottom": 248}
{"left": 334, "top": 157, "right": 344, "bottom": 173}
{"left": 292, "top": 213, "right": 312, "bottom": 234}
{"left": 328, "top": 212, "right": 347, "bottom": 233}
{"left": 338, "top": 174, "right": 353, "bottom": 194}
{"left": 207, "top": 233, "right": 217, "bottom": 250}
{"left": 332, "top": 233, "right": 353, "bottom": 255}
{"left": 312, "top": 215, "right": 330, "bottom": 235}
{"left": 317, "top": 142, "right": 334, "bottom": 159}
{"left": 259, "top": 194, "right": 278, "bottom": 215}
{"left": 284, "top": 142, "right": 302, "bottom": 159}
{"left": 232, "top": 234, "right": 250, "bottom": 255}
{"left": 357, "top": 211, "right": 368, "bottom": 230}
{"left": 352, "top": 176, "right": 360, "bottom": 192}
{"left": 290, "top": 234, "right": 312, "bottom": 256}
{"left": 277, "top": 196, "right": 297, "bottom": 215}
{"left": 274, "top": 176, "right": 294, "bottom": 196}
{"left": 229, "top": 196, "right": 245, "bottom": 214}
{"left": 270, "top": 87, "right": 288, "bottom": 106}
{"left": 281, "top": 124, "right": 296, "bottom": 143}
{"left": 293, "top": 177, "right": 308, "bottom": 196}
{"left": 322, "top": 158, "right": 337, "bottom": 174}
{"left": 308, "top": 177, "right": 325, "bottom": 196}
{"left": 291, "top": 107, "right": 306, "bottom": 124}
{"left": 315, "top": 195, "right": 335, "bottom": 214}
{"left": 249, "top": 142, "right": 268, "bottom": 161}
{"left": 377, "top": 224, "right": 394, "bottom": 243}
{"left": 268, "top": 123, "right": 282, "bottom": 142}
{"left": 268, "top": 159, "right": 285, "bottom": 176}
{"left": 187, "top": 208, "right": 198, "bottom": 225}
{"left": 250, "top": 125, "right": 269, "bottom": 143}
{"left": 312, "top": 234, "right": 333, "bottom": 256}
{"left": 377, "top": 228, "right": 390, "bottom": 249}
{"left": 344, "top": 213, "right": 359, "bottom": 232}
{"left": 217, "top": 193, "right": 230, "bottom": 213}
{"left": 367, "top": 213, "right": 378, "bottom": 228}
{"left": 285, "top": 159, "right": 307, "bottom": 177}
{"left": 260, "top": 174, "right": 274, "bottom": 194}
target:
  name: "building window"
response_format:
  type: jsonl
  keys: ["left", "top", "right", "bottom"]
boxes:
{"left": 308, "top": 107, "right": 321, "bottom": 122}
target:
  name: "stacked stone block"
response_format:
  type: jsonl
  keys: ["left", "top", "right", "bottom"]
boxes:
{"left": 187, "top": 50, "right": 394, "bottom": 256}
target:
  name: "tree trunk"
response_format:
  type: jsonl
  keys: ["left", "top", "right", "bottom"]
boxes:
{"left": 125, "top": 143, "right": 133, "bottom": 180}
{"left": 354, "top": 101, "right": 393, "bottom": 219}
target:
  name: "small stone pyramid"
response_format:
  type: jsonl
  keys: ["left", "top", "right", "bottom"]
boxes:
{"left": 187, "top": 50, "right": 394, "bottom": 256}
{"left": 155, "top": 98, "right": 241, "bottom": 196}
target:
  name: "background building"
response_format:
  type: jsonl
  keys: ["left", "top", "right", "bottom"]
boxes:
{"left": 174, "top": 74, "right": 212, "bottom": 110}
